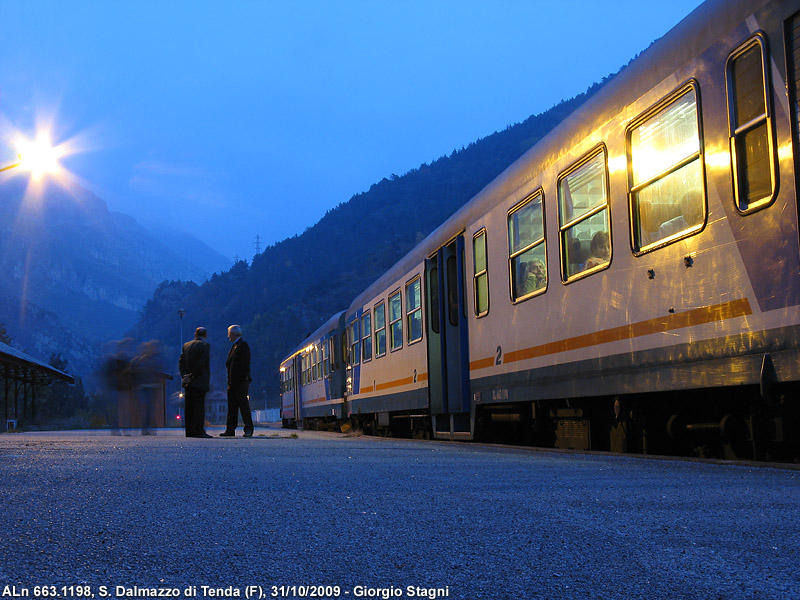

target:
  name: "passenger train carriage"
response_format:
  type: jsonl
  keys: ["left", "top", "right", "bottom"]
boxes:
{"left": 280, "top": 0, "right": 800, "bottom": 460}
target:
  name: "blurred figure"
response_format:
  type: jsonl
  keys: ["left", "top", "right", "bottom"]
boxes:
{"left": 179, "top": 327, "right": 212, "bottom": 438}
{"left": 129, "top": 340, "right": 164, "bottom": 435}
{"left": 102, "top": 338, "right": 137, "bottom": 433}
{"left": 220, "top": 324, "right": 253, "bottom": 438}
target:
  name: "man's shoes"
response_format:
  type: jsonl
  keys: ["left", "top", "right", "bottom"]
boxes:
{"left": 187, "top": 432, "right": 213, "bottom": 438}
{"left": 243, "top": 431, "right": 253, "bottom": 438}
{"left": 219, "top": 431, "right": 235, "bottom": 437}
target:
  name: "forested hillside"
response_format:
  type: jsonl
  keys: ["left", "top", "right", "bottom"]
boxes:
{"left": 130, "top": 77, "right": 616, "bottom": 406}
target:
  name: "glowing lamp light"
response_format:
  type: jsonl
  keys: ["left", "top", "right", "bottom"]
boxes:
{"left": 17, "top": 132, "right": 64, "bottom": 179}
{"left": 176, "top": 415, "right": 181, "bottom": 420}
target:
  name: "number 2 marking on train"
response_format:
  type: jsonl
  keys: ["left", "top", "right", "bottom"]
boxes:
{"left": 496, "top": 346, "right": 503, "bottom": 365}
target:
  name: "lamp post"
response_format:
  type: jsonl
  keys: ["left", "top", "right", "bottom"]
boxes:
{"left": 0, "top": 155, "right": 22, "bottom": 173}
{"left": 177, "top": 308, "right": 185, "bottom": 423}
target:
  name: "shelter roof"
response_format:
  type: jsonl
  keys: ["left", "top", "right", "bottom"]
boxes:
{"left": 0, "top": 341, "right": 75, "bottom": 385}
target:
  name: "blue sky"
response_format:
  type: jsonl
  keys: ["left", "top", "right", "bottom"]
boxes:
{"left": 0, "top": 0, "right": 704, "bottom": 262}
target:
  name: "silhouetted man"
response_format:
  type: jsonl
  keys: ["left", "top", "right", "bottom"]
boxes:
{"left": 179, "top": 327, "right": 212, "bottom": 438}
{"left": 220, "top": 324, "right": 254, "bottom": 437}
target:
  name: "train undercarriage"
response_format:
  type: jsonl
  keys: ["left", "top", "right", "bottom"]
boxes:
{"left": 292, "top": 383, "right": 800, "bottom": 463}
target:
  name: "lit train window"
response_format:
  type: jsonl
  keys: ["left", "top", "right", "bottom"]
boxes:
{"left": 312, "top": 345, "right": 318, "bottom": 381}
{"left": 361, "top": 311, "right": 372, "bottom": 362}
{"left": 507, "top": 190, "right": 546, "bottom": 301}
{"left": 628, "top": 83, "right": 705, "bottom": 253}
{"left": 406, "top": 277, "right": 423, "bottom": 344}
{"left": 473, "top": 230, "right": 489, "bottom": 316}
{"left": 349, "top": 320, "right": 360, "bottom": 366}
{"left": 389, "top": 290, "right": 403, "bottom": 351}
{"left": 726, "top": 34, "right": 776, "bottom": 213}
{"left": 323, "top": 338, "right": 330, "bottom": 376}
{"left": 558, "top": 147, "right": 610, "bottom": 281}
{"left": 374, "top": 301, "right": 387, "bottom": 358}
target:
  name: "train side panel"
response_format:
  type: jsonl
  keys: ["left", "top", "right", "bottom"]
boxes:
{"left": 344, "top": 262, "right": 430, "bottom": 436}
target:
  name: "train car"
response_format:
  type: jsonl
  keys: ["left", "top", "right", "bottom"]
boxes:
{"left": 283, "top": 0, "right": 800, "bottom": 460}
{"left": 279, "top": 312, "right": 346, "bottom": 429}
{"left": 342, "top": 253, "right": 431, "bottom": 437}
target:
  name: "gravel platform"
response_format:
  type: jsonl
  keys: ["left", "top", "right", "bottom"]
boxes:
{"left": 0, "top": 427, "right": 798, "bottom": 600}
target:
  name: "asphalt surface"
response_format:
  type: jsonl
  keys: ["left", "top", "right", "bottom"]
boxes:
{"left": 0, "top": 426, "right": 798, "bottom": 600}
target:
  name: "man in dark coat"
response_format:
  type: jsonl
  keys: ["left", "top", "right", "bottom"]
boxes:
{"left": 220, "top": 324, "right": 254, "bottom": 437}
{"left": 179, "top": 327, "right": 212, "bottom": 438}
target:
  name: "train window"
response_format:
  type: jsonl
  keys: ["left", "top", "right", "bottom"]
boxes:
{"left": 361, "top": 311, "right": 372, "bottom": 362}
{"left": 446, "top": 255, "right": 459, "bottom": 326}
{"left": 629, "top": 83, "right": 705, "bottom": 253}
{"left": 389, "top": 290, "right": 403, "bottom": 351}
{"left": 508, "top": 191, "right": 546, "bottom": 301}
{"left": 429, "top": 266, "right": 440, "bottom": 334}
{"left": 558, "top": 148, "right": 610, "bottom": 281}
{"left": 726, "top": 35, "right": 776, "bottom": 213}
{"left": 406, "top": 276, "right": 423, "bottom": 344}
{"left": 311, "top": 346, "right": 317, "bottom": 382}
{"left": 374, "top": 301, "right": 387, "bottom": 358}
{"left": 322, "top": 338, "right": 330, "bottom": 377}
{"left": 349, "top": 320, "right": 360, "bottom": 366}
{"left": 301, "top": 354, "right": 307, "bottom": 386}
{"left": 473, "top": 230, "right": 489, "bottom": 316}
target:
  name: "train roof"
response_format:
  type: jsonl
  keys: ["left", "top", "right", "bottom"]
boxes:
{"left": 347, "top": 0, "right": 754, "bottom": 313}
{"left": 280, "top": 311, "right": 346, "bottom": 365}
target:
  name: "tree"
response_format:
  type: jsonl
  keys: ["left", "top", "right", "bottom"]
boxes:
{"left": 0, "top": 323, "right": 11, "bottom": 345}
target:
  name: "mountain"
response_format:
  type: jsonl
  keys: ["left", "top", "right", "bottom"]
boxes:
{"left": 129, "top": 77, "right": 618, "bottom": 405}
{"left": 0, "top": 176, "right": 221, "bottom": 378}
{"left": 144, "top": 220, "right": 232, "bottom": 275}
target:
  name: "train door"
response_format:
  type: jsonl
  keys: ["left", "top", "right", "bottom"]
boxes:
{"left": 425, "top": 234, "right": 472, "bottom": 439}
{"left": 787, "top": 12, "right": 800, "bottom": 233}
{"left": 293, "top": 354, "right": 303, "bottom": 429}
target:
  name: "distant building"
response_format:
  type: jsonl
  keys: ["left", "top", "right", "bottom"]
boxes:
{"left": 204, "top": 391, "right": 278, "bottom": 425}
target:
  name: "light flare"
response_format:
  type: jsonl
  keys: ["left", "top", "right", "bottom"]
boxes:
{"left": 16, "top": 131, "right": 65, "bottom": 179}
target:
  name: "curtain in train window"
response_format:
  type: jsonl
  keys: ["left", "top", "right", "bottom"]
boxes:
{"left": 473, "top": 230, "right": 489, "bottom": 316}
{"left": 374, "top": 302, "right": 386, "bottom": 357}
{"left": 361, "top": 311, "right": 372, "bottom": 362}
{"left": 406, "top": 277, "right": 423, "bottom": 343}
{"left": 558, "top": 148, "right": 610, "bottom": 280}
{"left": 727, "top": 36, "right": 776, "bottom": 212}
{"left": 389, "top": 291, "right": 403, "bottom": 351}
{"left": 508, "top": 191, "right": 546, "bottom": 301}
{"left": 629, "top": 85, "right": 704, "bottom": 251}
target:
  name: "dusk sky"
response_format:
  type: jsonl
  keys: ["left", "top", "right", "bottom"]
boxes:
{"left": 1, "top": 1, "right": 704, "bottom": 263}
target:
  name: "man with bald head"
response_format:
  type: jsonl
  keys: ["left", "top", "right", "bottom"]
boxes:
{"left": 220, "top": 324, "right": 254, "bottom": 437}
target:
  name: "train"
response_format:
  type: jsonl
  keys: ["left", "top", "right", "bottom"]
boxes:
{"left": 280, "top": 0, "right": 800, "bottom": 461}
